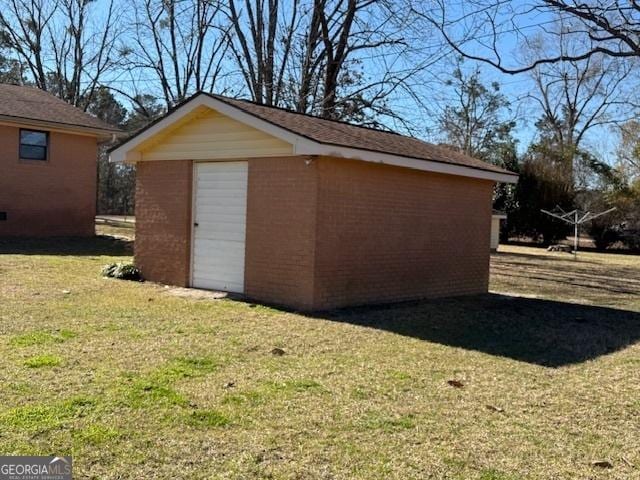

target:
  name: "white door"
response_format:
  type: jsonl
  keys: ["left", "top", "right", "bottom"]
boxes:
{"left": 192, "top": 161, "right": 248, "bottom": 293}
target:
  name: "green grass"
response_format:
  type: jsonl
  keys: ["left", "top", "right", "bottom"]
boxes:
{"left": 24, "top": 354, "right": 62, "bottom": 368}
{"left": 72, "top": 423, "right": 120, "bottom": 446}
{"left": 1, "top": 396, "right": 96, "bottom": 432}
{"left": 185, "top": 409, "right": 230, "bottom": 428}
{"left": 10, "top": 329, "right": 76, "bottom": 347}
{"left": 0, "top": 235, "right": 639, "bottom": 479}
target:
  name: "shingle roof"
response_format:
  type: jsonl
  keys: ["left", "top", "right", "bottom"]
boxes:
{"left": 0, "top": 84, "right": 120, "bottom": 133}
{"left": 209, "top": 94, "right": 512, "bottom": 176}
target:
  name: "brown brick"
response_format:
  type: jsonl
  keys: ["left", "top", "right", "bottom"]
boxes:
{"left": 135, "top": 156, "right": 494, "bottom": 310}
{"left": 0, "top": 125, "right": 97, "bottom": 237}
{"left": 312, "top": 157, "right": 493, "bottom": 309}
{"left": 134, "top": 160, "right": 192, "bottom": 285}
{"left": 244, "top": 156, "right": 318, "bottom": 310}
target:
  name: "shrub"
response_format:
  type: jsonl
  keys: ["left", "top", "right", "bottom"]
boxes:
{"left": 621, "top": 229, "right": 640, "bottom": 251}
{"left": 101, "top": 263, "right": 118, "bottom": 277}
{"left": 589, "top": 224, "right": 622, "bottom": 250}
{"left": 102, "top": 262, "right": 142, "bottom": 281}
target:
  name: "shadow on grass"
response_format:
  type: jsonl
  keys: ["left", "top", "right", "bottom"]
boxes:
{"left": 0, "top": 235, "right": 132, "bottom": 256}
{"left": 322, "top": 294, "right": 640, "bottom": 367}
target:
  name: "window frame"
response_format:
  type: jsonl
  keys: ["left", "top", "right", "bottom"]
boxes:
{"left": 19, "top": 128, "right": 49, "bottom": 162}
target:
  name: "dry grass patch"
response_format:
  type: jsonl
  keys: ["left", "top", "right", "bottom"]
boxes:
{"left": 0, "top": 237, "right": 639, "bottom": 479}
{"left": 491, "top": 244, "right": 640, "bottom": 309}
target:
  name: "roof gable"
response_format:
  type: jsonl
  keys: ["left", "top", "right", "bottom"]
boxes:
{"left": 131, "top": 105, "right": 292, "bottom": 161}
{"left": 110, "top": 92, "right": 517, "bottom": 183}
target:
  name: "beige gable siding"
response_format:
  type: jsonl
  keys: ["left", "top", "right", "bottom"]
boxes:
{"left": 139, "top": 108, "right": 293, "bottom": 161}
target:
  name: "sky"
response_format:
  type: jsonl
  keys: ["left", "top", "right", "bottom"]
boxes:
{"left": 45, "top": 0, "right": 633, "bottom": 164}
{"left": 376, "top": 1, "right": 630, "bottom": 162}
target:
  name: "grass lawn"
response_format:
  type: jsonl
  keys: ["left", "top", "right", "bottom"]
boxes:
{"left": 0, "top": 234, "right": 639, "bottom": 479}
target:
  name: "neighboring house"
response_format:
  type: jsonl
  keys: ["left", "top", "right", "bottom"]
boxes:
{"left": 110, "top": 92, "right": 518, "bottom": 310}
{"left": 491, "top": 211, "right": 507, "bottom": 251}
{"left": 0, "top": 84, "right": 120, "bottom": 237}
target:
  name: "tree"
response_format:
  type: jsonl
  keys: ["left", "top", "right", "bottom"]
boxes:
{"left": 84, "top": 87, "right": 134, "bottom": 216}
{"left": 298, "top": 0, "right": 412, "bottom": 120}
{"left": 0, "top": 0, "right": 122, "bottom": 108}
{"left": 511, "top": 146, "right": 574, "bottom": 244}
{"left": 0, "top": 47, "right": 23, "bottom": 83}
{"left": 437, "top": 61, "right": 518, "bottom": 216}
{"left": 86, "top": 86, "right": 128, "bottom": 128}
{"left": 122, "top": 93, "right": 165, "bottom": 132}
{"left": 124, "top": 0, "right": 229, "bottom": 109}
{"left": 419, "top": 1, "right": 640, "bottom": 74}
{"left": 617, "top": 121, "right": 640, "bottom": 180}
{"left": 583, "top": 175, "right": 640, "bottom": 251}
{"left": 524, "top": 31, "right": 635, "bottom": 189}
{"left": 225, "top": 0, "right": 298, "bottom": 106}
{"left": 437, "top": 61, "right": 516, "bottom": 162}
{"left": 224, "top": 0, "right": 422, "bottom": 124}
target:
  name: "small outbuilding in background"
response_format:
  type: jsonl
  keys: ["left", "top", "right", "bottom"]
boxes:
{"left": 110, "top": 92, "right": 518, "bottom": 311}
{"left": 491, "top": 210, "right": 507, "bottom": 251}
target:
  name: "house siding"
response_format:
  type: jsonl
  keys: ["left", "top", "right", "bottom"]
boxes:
{"left": 135, "top": 160, "right": 193, "bottom": 286}
{"left": 0, "top": 125, "right": 97, "bottom": 237}
{"left": 138, "top": 107, "right": 293, "bottom": 161}
{"left": 311, "top": 157, "right": 494, "bottom": 310}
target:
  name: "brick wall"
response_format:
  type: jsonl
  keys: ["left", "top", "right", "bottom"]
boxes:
{"left": 0, "top": 125, "right": 97, "bottom": 236}
{"left": 312, "top": 157, "right": 494, "bottom": 310}
{"left": 244, "top": 156, "right": 318, "bottom": 310}
{"left": 135, "top": 160, "right": 192, "bottom": 286}
{"left": 133, "top": 155, "right": 494, "bottom": 310}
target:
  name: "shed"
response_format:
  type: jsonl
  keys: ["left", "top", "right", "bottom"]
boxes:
{"left": 491, "top": 211, "right": 508, "bottom": 251}
{"left": 110, "top": 93, "right": 517, "bottom": 310}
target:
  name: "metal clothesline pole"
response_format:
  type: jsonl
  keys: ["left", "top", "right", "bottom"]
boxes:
{"left": 540, "top": 207, "right": 617, "bottom": 259}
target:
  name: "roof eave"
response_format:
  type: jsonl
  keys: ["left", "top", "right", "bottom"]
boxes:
{"left": 0, "top": 114, "right": 123, "bottom": 140}
{"left": 294, "top": 142, "right": 519, "bottom": 183}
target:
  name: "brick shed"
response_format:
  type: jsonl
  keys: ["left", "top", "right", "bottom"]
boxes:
{"left": 110, "top": 93, "right": 517, "bottom": 311}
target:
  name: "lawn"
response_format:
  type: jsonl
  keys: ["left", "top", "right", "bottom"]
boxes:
{"left": 0, "top": 234, "right": 639, "bottom": 479}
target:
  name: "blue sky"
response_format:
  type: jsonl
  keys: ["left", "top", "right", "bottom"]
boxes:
{"left": 82, "top": 0, "right": 627, "bottom": 162}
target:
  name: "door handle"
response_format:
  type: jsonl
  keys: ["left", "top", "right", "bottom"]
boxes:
{"left": 194, "top": 222, "right": 199, "bottom": 227}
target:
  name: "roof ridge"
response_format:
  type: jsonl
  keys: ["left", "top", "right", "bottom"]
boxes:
{"left": 210, "top": 93, "right": 404, "bottom": 137}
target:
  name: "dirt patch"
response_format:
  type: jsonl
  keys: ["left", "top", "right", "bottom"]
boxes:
{"left": 163, "top": 286, "right": 229, "bottom": 300}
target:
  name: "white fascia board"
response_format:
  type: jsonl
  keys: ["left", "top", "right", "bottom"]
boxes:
{"left": 294, "top": 141, "right": 519, "bottom": 184}
{"left": 109, "top": 93, "right": 304, "bottom": 163}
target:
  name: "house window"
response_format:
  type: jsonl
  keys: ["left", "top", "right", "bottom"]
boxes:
{"left": 19, "top": 129, "right": 49, "bottom": 161}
